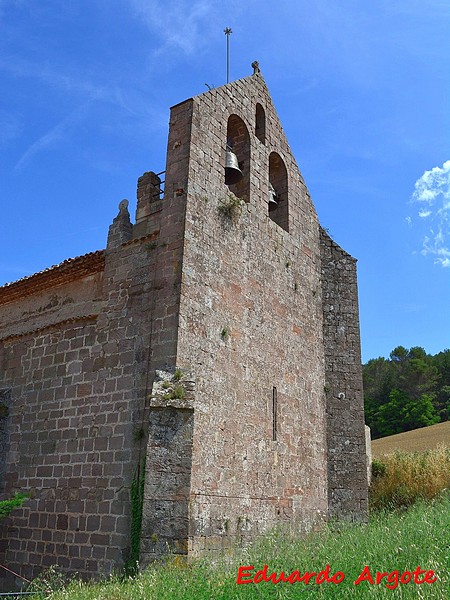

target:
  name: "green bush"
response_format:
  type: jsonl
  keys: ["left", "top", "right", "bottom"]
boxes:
{"left": 371, "top": 458, "right": 386, "bottom": 478}
{"left": 0, "top": 492, "right": 28, "bottom": 521}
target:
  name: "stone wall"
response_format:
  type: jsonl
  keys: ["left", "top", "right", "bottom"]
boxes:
{"left": 141, "top": 402, "right": 194, "bottom": 561}
{"left": 0, "top": 122, "right": 194, "bottom": 583}
{"left": 365, "top": 425, "right": 372, "bottom": 485}
{"left": 0, "top": 313, "right": 135, "bottom": 583}
{"left": 320, "top": 228, "right": 369, "bottom": 520}
{"left": 0, "top": 192, "right": 166, "bottom": 584}
{"left": 0, "top": 389, "right": 11, "bottom": 487}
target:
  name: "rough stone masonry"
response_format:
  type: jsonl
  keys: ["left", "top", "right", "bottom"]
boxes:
{"left": 0, "top": 70, "right": 368, "bottom": 586}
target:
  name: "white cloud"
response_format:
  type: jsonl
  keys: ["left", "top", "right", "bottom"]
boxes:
{"left": 412, "top": 160, "right": 450, "bottom": 204}
{"left": 411, "top": 160, "right": 450, "bottom": 267}
{"left": 128, "top": 0, "right": 226, "bottom": 56}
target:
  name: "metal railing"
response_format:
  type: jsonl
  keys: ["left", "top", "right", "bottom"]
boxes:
{"left": 153, "top": 170, "right": 166, "bottom": 199}
{"left": 0, "top": 593, "right": 37, "bottom": 597}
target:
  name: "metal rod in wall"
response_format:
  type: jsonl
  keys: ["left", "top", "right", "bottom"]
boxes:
{"left": 272, "top": 386, "right": 277, "bottom": 441}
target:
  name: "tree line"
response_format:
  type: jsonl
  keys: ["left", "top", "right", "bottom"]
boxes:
{"left": 363, "top": 346, "right": 450, "bottom": 439}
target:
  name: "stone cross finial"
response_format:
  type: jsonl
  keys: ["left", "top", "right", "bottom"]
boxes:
{"left": 119, "top": 199, "right": 129, "bottom": 213}
{"left": 252, "top": 61, "right": 260, "bottom": 74}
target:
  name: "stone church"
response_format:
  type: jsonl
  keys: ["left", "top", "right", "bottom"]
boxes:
{"left": 0, "top": 70, "right": 368, "bottom": 584}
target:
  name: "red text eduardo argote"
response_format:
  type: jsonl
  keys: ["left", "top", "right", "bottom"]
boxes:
{"left": 236, "top": 564, "right": 437, "bottom": 590}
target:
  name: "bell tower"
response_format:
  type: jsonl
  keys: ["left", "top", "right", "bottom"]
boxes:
{"left": 139, "top": 69, "right": 369, "bottom": 563}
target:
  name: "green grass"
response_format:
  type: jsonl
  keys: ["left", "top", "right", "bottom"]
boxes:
{"left": 32, "top": 492, "right": 449, "bottom": 600}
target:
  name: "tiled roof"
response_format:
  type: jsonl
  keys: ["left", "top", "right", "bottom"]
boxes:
{"left": 0, "top": 250, "right": 105, "bottom": 305}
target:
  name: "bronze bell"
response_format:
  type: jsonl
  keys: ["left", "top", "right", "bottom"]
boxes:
{"left": 268, "top": 183, "right": 278, "bottom": 210}
{"left": 225, "top": 146, "right": 243, "bottom": 185}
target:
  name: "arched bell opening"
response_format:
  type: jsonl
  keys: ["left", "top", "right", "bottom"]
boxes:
{"left": 255, "top": 103, "right": 266, "bottom": 144}
{"left": 268, "top": 152, "right": 289, "bottom": 232}
{"left": 225, "top": 114, "right": 250, "bottom": 202}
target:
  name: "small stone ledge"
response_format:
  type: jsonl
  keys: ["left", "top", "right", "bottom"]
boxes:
{"left": 121, "top": 230, "right": 161, "bottom": 248}
{"left": 148, "top": 368, "right": 195, "bottom": 410}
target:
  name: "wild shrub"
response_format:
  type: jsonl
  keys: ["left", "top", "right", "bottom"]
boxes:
{"left": 369, "top": 445, "right": 450, "bottom": 511}
{"left": 371, "top": 458, "right": 386, "bottom": 479}
{"left": 26, "top": 565, "right": 67, "bottom": 596}
{"left": 218, "top": 193, "right": 243, "bottom": 225}
{"left": 0, "top": 492, "right": 28, "bottom": 521}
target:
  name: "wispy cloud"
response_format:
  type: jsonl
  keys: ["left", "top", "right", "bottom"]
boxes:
{"left": 0, "top": 55, "right": 121, "bottom": 105}
{"left": 410, "top": 160, "right": 450, "bottom": 267}
{"left": 1, "top": 55, "right": 166, "bottom": 168}
{"left": 14, "top": 102, "right": 92, "bottom": 171}
{"left": 129, "top": 0, "right": 224, "bottom": 56}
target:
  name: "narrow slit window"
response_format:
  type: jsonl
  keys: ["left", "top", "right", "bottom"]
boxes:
{"left": 272, "top": 386, "right": 277, "bottom": 441}
{"left": 255, "top": 103, "right": 266, "bottom": 144}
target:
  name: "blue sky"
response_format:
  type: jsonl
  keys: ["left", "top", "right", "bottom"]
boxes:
{"left": 0, "top": 0, "right": 448, "bottom": 362}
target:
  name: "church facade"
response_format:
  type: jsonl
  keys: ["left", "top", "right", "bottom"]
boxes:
{"left": 0, "top": 72, "right": 368, "bottom": 583}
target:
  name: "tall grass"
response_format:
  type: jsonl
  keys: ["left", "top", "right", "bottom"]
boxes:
{"left": 370, "top": 444, "right": 450, "bottom": 511}
{"left": 28, "top": 492, "right": 449, "bottom": 600}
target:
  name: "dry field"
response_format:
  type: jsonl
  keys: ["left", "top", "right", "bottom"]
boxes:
{"left": 371, "top": 421, "right": 450, "bottom": 457}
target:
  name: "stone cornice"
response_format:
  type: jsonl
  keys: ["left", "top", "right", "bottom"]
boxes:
{"left": 0, "top": 250, "right": 105, "bottom": 306}
{"left": 0, "top": 314, "right": 99, "bottom": 343}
